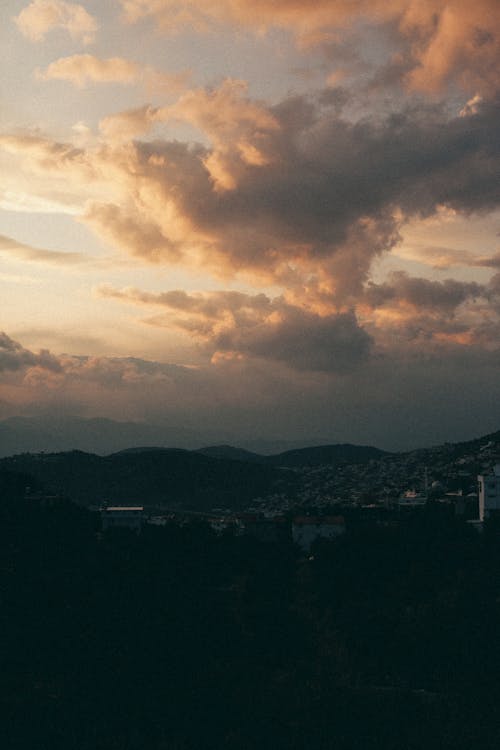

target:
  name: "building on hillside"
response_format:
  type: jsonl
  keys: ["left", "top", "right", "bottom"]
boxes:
{"left": 101, "top": 506, "right": 144, "bottom": 532}
{"left": 292, "top": 515, "right": 345, "bottom": 551}
{"left": 398, "top": 490, "right": 427, "bottom": 510}
{"left": 478, "top": 465, "right": 500, "bottom": 521}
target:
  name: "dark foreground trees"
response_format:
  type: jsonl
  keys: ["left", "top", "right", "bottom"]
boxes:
{"left": 2, "top": 497, "right": 500, "bottom": 749}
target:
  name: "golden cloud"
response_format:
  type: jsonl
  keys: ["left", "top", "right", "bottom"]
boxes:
{"left": 38, "top": 54, "right": 140, "bottom": 87}
{"left": 95, "top": 283, "right": 372, "bottom": 372}
{"left": 119, "top": 1, "right": 500, "bottom": 96}
{"left": 37, "top": 54, "right": 191, "bottom": 93}
{"left": 15, "top": 0, "right": 98, "bottom": 44}
{"left": 1, "top": 83, "right": 499, "bottom": 323}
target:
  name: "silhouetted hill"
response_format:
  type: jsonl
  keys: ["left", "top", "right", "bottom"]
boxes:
{"left": 265, "top": 443, "right": 389, "bottom": 467}
{"left": 111, "top": 446, "right": 183, "bottom": 456}
{"left": 0, "top": 449, "right": 282, "bottom": 510}
{"left": 0, "top": 416, "right": 186, "bottom": 457}
{"left": 444, "top": 429, "right": 500, "bottom": 455}
{"left": 196, "top": 445, "right": 266, "bottom": 463}
{"left": 194, "top": 443, "right": 389, "bottom": 467}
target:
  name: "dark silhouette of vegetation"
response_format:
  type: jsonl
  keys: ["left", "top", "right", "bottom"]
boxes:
{"left": 3, "top": 491, "right": 500, "bottom": 748}
{"left": 264, "top": 443, "right": 389, "bottom": 467}
{"left": 0, "top": 450, "right": 283, "bottom": 509}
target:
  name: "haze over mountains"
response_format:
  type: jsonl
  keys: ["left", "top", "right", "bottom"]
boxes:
{"left": 0, "top": 416, "right": 329, "bottom": 459}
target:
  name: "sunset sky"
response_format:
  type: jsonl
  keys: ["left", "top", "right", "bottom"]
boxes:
{"left": 1, "top": 0, "right": 499, "bottom": 450}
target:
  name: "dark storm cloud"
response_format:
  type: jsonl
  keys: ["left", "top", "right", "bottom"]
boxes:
{"left": 136, "top": 92, "right": 500, "bottom": 275}
{"left": 73, "top": 88, "right": 500, "bottom": 322}
{"left": 96, "top": 285, "right": 371, "bottom": 372}
{"left": 4, "top": 91, "right": 499, "bottom": 303}
{"left": 0, "top": 332, "right": 61, "bottom": 373}
{"left": 365, "top": 272, "right": 485, "bottom": 312}
{"left": 212, "top": 309, "right": 372, "bottom": 372}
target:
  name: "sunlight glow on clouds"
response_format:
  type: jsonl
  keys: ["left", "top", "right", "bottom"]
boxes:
{"left": 119, "top": 0, "right": 500, "bottom": 96}
{"left": 1, "top": 0, "right": 500, "bottom": 447}
{"left": 15, "top": 0, "right": 98, "bottom": 44}
{"left": 37, "top": 53, "right": 191, "bottom": 92}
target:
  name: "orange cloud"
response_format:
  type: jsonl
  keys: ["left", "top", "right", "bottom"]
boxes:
{"left": 119, "top": 1, "right": 500, "bottom": 96}
{"left": 402, "top": 1, "right": 500, "bottom": 96}
{"left": 15, "top": 0, "right": 98, "bottom": 44}
{"left": 96, "top": 283, "right": 372, "bottom": 372}
{"left": 38, "top": 54, "right": 140, "bottom": 87}
{"left": 99, "top": 105, "right": 160, "bottom": 140}
{"left": 157, "top": 79, "right": 280, "bottom": 190}
{"left": 0, "top": 234, "right": 85, "bottom": 266}
{"left": 38, "top": 54, "right": 191, "bottom": 93}
{"left": 1, "top": 83, "right": 499, "bottom": 321}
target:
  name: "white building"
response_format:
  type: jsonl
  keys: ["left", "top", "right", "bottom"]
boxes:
{"left": 478, "top": 465, "right": 500, "bottom": 521}
{"left": 101, "top": 506, "right": 144, "bottom": 532}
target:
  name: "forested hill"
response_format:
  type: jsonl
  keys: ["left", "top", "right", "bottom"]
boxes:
{"left": 264, "top": 443, "right": 389, "bottom": 467}
{"left": 197, "top": 443, "right": 388, "bottom": 467}
{"left": 0, "top": 443, "right": 390, "bottom": 509}
{"left": 0, "top": 449, "right": 282, "bottom": 509}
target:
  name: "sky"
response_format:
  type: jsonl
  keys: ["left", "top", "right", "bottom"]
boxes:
{"left": 0, "top": 0, "right": 499, "bottom": 451}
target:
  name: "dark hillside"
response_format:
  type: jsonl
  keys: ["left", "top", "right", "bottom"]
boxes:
{"left": 265, "top": 443, "right": 389, "bottom": 468}
{"left": 196, "top": 444, "right": 266, "bottom": 463}
{"left": 0, "top": 449, "right": 282, "bottom": 509}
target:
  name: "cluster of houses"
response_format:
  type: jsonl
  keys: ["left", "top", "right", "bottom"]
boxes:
{"left": 99, "top": 463, "right": 500, "bottom": 547}
{"left": 101, "top": 505, "right": 346, "bottom": 551}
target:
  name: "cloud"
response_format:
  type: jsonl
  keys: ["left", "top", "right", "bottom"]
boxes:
{"left": 38, "top": 54, "right": 140, "bottom": 87}
{"left": 2, "top": 86, "right": 499, "bottom": 311}
{"left": 394, "top": 244, "right": 500, "bottom": 271}
{"left": 96, "top": 266, "right": 500, "bottom": 370}
{"left": 211, "top": 308, "right": 372, "bottom": 372}
{"left": 37, "top": 54, "right": 191, "bottom": 93}
{"left": 92, "top": 91, "right": 499, "bottom": 294}
{"left": 0, "top": 234, "right": 86, "bottom": 266}
{"left": 0, "top": 86, "right": 500, "bottom": 334}
{"left": 365, "top": 272, "right": 484, "bottom": 313}
{"left": 95, "top": 75, "right": 276, "bottom": 155}
{"left": 119, "top": 1, "right": 500, "bottom": 96}
{"left": 0, "top": 190, "right": 80, "bottom": 215}
{"left": 460, "top": 94, "right": 483, "bottom": 118}
{"left": 478, "top": 253, "right": 500, "bottom": 269}
{"left": 393, "top": 244, "right": 481, "bottom": 269}
{"left": 99, "top": 105, "right": 160, "bottom": 140}
{"left": 15, "top": 0, "right": 98, "bottom": 44}
{"left": 358, "top": 271, "right": 500, "bottom": 350}
{"left": 402, "top": 2, "right": 500, "bottom": 97}
{"left": 0, "top": 332, "right": 61, "bottom": 374}
{"left": 2, "top": 329, "right": 500, "bottom": 451}
{"left": 96, "top": 284, "right": 372, "bottom": 372}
